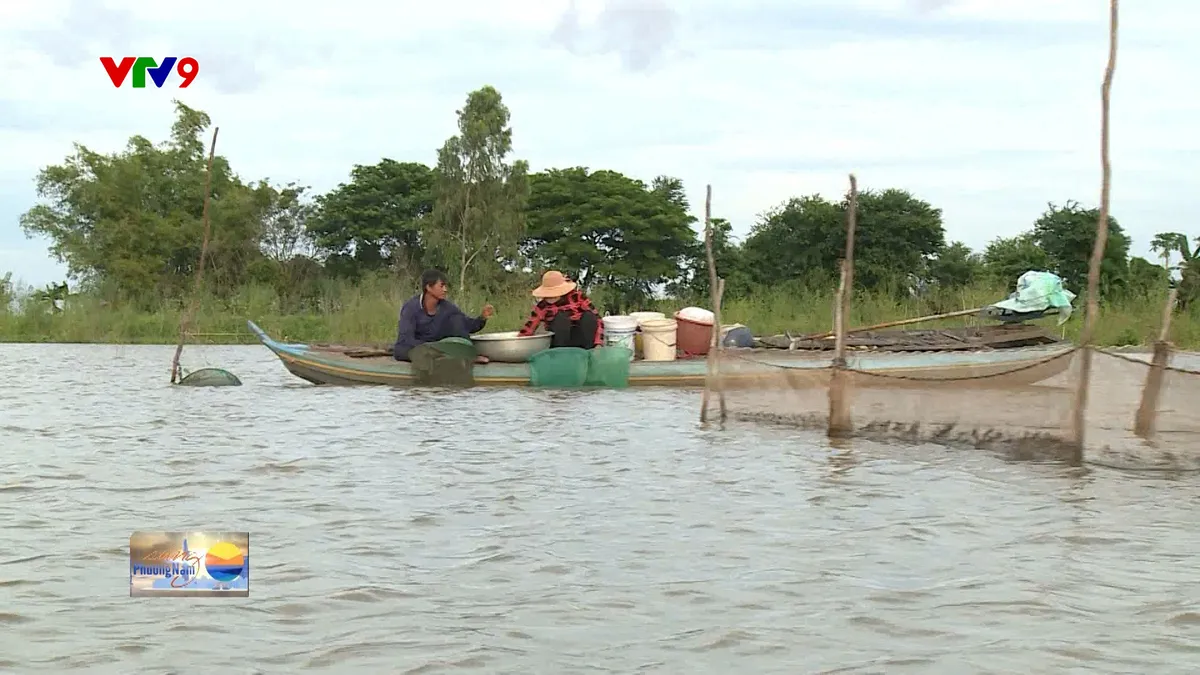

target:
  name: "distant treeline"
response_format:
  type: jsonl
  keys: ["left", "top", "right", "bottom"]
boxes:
{"left": 5, "top": 85, "right": 1198, "bottom": 321}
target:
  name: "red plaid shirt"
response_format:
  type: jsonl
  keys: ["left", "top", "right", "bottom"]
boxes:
{"left": 518, "top": 289, "right": 604, "bottom": 346}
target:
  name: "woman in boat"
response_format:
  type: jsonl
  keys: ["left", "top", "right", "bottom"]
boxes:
{"left": 394, "top": 268, "right": 494, "bottom": 363}
{"left": 517, "top": 270, "right": 603, "bottom": 349}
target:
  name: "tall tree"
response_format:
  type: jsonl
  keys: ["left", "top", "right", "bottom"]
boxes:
{"left": 739, "top": 189, "right": 945, "bottom": 291}
{"left": 927, "top": 241, "right": 982, "bottom": 289}
{"left": 523, "top": 167, "right": 696, "bottom": 310}
{"left": 307, "top": 159, "right": 433, "bottom": 278}
{"left": 673, "top": 217, "right": 746, "bottom": 299}
{"left": 0, "top": 272, "right": 13, "bottom": 312}
{"left": 1126, "top": 256, "right": 1170, "bottom": 297}
{"left": 739, "top": 196, "right": 844, "bottom": 287}
{"left": 650, "top": 175, "right": 689, "bottom": 211}
{"left": 1030, "top": 200, "right": 1129, "bottom": 295}
{"left": 258, "top": 182, "right": 316, "bottom": 264}
{"left": 1149, "top": 232, "right": 1187, "bottom": 272}
{"left": 244, "top": 181, "right": 324, "bottom": 305}
{"left": 849, "top": 189, "right": 946, "bottom": 290}
{"left": 981, "top": 234, "right": 1051, "bottom": 288}
{"left": 19, "top": 101, "right": 266, "bottom": 302}
{"left": 429, "top": 86, "right": 530, "bottom": 296}
{"left": 1149, "top": 231, "right": 1199, "bottom": 306}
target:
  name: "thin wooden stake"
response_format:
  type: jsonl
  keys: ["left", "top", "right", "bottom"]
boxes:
{"left": 1133, "top": 286, "right": 1177, "bottom": 438}
{"left": 701, "top": 184, "right": 727, "bottom": 423}
{"left": 1069, "top": 0, "right": 1119, "bottom": 460}
{"left": 715, "top": 277, "right": 727, "bottom": 421}
{"left": 170, "top": 127, "right": 219, "bottom": 384}
{"left": 829, "top": 174, "right": 858, "bottom": 437}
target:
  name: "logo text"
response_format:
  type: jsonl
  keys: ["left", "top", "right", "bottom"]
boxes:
{"left": 101, "top": 57, "right": 199, "bottom": 88}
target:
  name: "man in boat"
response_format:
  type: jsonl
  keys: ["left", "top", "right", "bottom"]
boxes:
{"left": 394, "top": 269, "right": 494, "bottom": 363}
{"left": 517, "top": 270, "right": 603, "bottom": 349}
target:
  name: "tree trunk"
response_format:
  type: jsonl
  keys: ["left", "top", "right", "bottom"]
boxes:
{"left": 458, "top": 186, "right": 471, "bottom": 297}
{"left": 459, "top": 246, "right": 468, "bottom": 300}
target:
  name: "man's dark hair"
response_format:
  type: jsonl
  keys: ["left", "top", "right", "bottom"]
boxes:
{"left": 420, "top": 269, "right": 448, "bottom": 291}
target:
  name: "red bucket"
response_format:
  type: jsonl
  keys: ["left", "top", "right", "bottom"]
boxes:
{"left": 674, "top": 314, "right": 713, "bottom": 357}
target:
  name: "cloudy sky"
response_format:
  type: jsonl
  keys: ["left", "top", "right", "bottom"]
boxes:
{"left": 1, "top": 0, "right": 1195, "bottom": 287}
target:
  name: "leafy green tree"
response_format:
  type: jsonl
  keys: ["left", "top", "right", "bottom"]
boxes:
{"left": 672, "top": 217, "right": 748, "bottom": 299}
{"left": 1149, "top": 232, "right": 1186, "bottom": 272}
{"left": 1150, "top": 231, "right": 1199, "bottom": 306}
{"left": 258, "top": 182, "right": 316, "bottom": 263}
{"left": 243, "top": 181, "right": 325, "bottom": 306}
{"left": 981, "top": 234, "right": 1051, "bottom": 288}
{"left": 1126, "top": 256, "right": 1170, "bottom": 298}
{"left": 523, "top": 167, "right": 697, "bottom": 311}
{"left": 429, "top": 86, "right": 530, "bottom": 296}
{"left": 307, "top": 160, "right": 433, "bottom": 279}
{"left": 1030, "top": 200, "right": 1129, "bottom": 295}
{"left": 19, "top": 101, "right": 267, "bottom": 302}
{"left": 0, "top": 272, "right": 13, "bottom": 312}
{"left": 740, "top": 189, "right": 945, "bottom": 292}
{"left": 649, "top": 175, "right": 689, "bottom": 211}
{"left": 740, "top": 196, "right": 843, "bottom": 287}
{"left": 927, "top": 240, "right": 981, "bottom": 288}
{"left": 849, "top": 189, "right": 947, "bottom": 290}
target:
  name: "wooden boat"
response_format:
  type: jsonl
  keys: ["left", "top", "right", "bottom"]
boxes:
{"left": 248, "top": 321, "right": 1076, "bottom": 389}
{"left": 758, "top": 323, "right": 1063, "bottom": 352}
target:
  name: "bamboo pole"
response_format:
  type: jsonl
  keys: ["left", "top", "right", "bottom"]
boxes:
{"left": 828, "top": 174, "right": 858, "bottom": 437}
{"left": 1069, "top": 0, "right": 1119, "bottom": 460}
{"left": 841, "top": 175, "right": 859, "bottom": 346}
{"left": 715, "top": 277, "right": 727, "bottom": 421}
{"left": 798, "top": 306, "right": 984, "bottom": 343}
{"left": 701, "top": 184, "right": 727, "bottom": 423}
{"left": 1133, "top": 286, "right": 1178, "bottom": 438}
{"left": 170, "top": 127, "right": 219, "bottom": 384}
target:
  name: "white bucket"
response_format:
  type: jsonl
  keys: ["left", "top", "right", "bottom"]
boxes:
{"left": 602, "top": 315, "right": 638, "bottom": 359}
{"left": 629, "top": 312, "right": 665, "bottom": 359}
{"left": 639, "top": 318, "right": 677, "bottom": 362}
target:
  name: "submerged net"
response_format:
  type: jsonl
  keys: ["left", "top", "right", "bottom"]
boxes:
{"left": 176, "top": 367, "right": 243, "bottom": 387}
{"left": 707, "top": 343, "right": 1200, "bottom": 472}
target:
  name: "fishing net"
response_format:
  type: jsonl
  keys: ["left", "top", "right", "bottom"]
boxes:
{"left": 176, "top": 367, "right": 242, "bottom": 387}
{"left": 697, "top": 1, "right": 1194, "bottom": 471}
{"left": 706, "top": 343, "right": 1200, "bottom": 472}
{"left": 529, "top": 348, "right": 590, "bottom": 388}
{"left": 584, "top": 346, "right": 633, "bottom": 388}
{"left": 408, "top": 338, "right": 477, "bottom": 387}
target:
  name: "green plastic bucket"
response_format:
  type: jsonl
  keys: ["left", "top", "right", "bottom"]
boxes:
{"left": 528, "top": 348, "right": 590, "bottom": 388}
{"left": 585, "top": 346, "right": 633, "bottom": 388}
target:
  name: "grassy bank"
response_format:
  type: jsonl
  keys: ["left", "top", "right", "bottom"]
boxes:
{"left": 1, "top": 277, "right": 1196, "bottom": 348}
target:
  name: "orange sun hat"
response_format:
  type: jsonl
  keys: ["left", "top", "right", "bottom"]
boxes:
{"left": 531, "top": 270, "right": 577, "bottom": 299}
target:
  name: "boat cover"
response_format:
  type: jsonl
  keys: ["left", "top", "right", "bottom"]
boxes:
{"left": 988, "top": 271, "right": 1076, "bottom": 325}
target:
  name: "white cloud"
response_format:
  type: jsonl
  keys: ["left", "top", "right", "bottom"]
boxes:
{"left": 0, "top": 0, "right": 1196, "bottom": 287}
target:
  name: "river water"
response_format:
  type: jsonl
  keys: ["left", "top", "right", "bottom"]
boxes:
{"left": 1, "top": 344, "right": 1198, "bottom": 674}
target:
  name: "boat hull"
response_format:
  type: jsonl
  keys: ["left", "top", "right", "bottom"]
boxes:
{"left": 248, "top": 321, "right": 1075, "bottom": 389}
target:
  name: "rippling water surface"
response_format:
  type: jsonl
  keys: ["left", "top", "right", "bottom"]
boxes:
{"left": 2, "top": 344, "right": 1199, "bottom": 674}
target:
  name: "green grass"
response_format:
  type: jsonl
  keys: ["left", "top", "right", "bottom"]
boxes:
{"left": 1, "top": 276, "right": 1196, "bottom": 349}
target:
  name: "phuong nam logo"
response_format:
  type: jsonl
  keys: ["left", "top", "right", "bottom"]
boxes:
{"left": 204, "top": 541, "right": 245, "bottom": 582}
{"left": 101, "top": 57, "right": 199, "bottom": 88}
{"left": 129, "top": 531, "right": 249, "bottom": 597}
